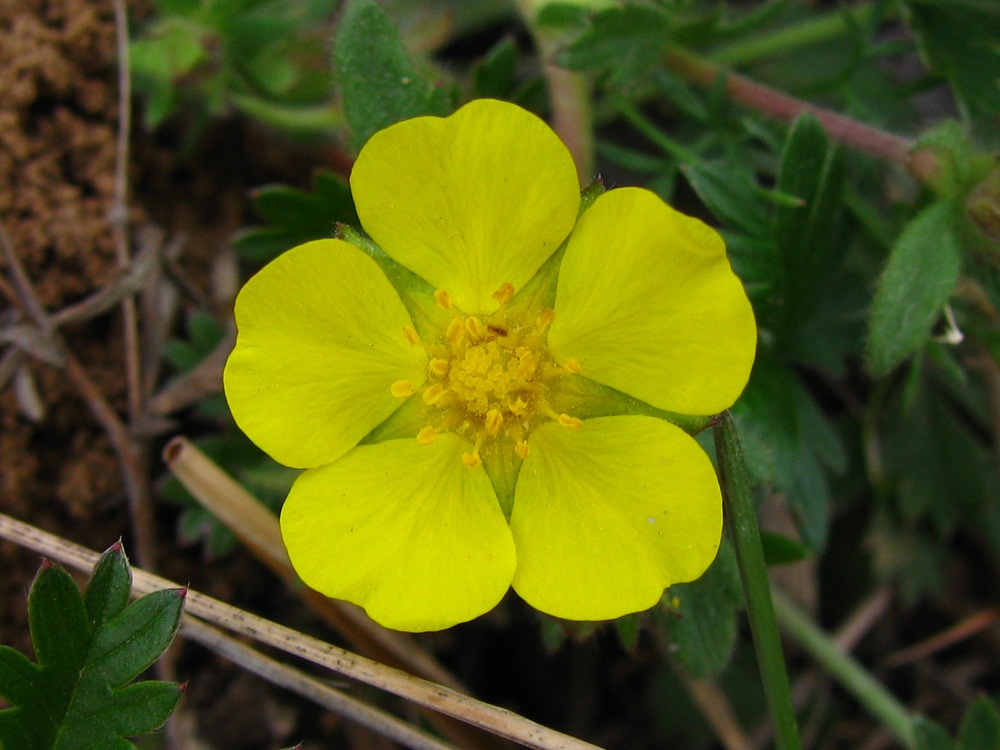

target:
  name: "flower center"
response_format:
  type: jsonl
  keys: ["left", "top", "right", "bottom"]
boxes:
{"left": 391, "top": 284, "right": 581, "bottom": 466}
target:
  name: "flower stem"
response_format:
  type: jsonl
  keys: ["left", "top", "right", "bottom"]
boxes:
{"left": 713, "top": 412, "right": 802, "bottom": 750}
{"left": 771, "top": 590, "right": 917, "bottom": 749}
{"left": 711, "top": 1, "right": 881, "bottom": 66}
{"left": 662, "top": 47, "right": 940, "bottom": 186}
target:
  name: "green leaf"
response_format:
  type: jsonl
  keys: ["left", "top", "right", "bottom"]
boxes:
{"left": 760, "top": 531, "right": 811, "bottom": 567}
{"left": 471, "top": 37, "right": 518, "bottom": 100}
{"left": 334, "top": 0, "right": 449, "bottom": 150}
{"left": 915, "top": 716, "right": 959, "bottom": 750}
{"left": 905, "top": 0, "right": 1000, "bottom": 117}
{"left": 655, "top": 542, "right": 742, "bottom": 678}
{"left": 0, "top": 546, "right": 183, "bottom": 750}
{"left": 772, "top": 114, "right": 845, "bottom": 325}
{"left": 234, "top": 171, "right": 358, "bottom": 264}
{"left": 959, "top": 696, "right": 1000, "bottom": 750}
{"left": 733, "top": 353, "right": 845, "bottom": 550}
{"left": 866, "top": 201, "right": 962, "bottom": 375}
{"left": 556, "top": 5, "right": 672, "bottom": 87}
{"left": 682, "top": 161, "right": 770, "bottom": 236}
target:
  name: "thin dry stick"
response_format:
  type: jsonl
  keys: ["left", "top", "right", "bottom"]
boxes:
{"left": 674, "top": 666, "right": 754, "bottom": 750}
{"left": 181, "top": 617, "right": 460, "bottom": 750}
{"left": 0, "top": 219, "right": 158, "bottom": 564}
{"left": 0, "top": 513, "right": 604, "bottom": 750}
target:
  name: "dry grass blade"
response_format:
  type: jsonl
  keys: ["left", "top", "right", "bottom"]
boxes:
{"left": 0, "top": 512, "right": 605, "bottom": 750}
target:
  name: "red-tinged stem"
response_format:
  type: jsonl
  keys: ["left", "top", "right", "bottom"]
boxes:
{"left": 663, "top": 47, "right": 940, "bottom": 186}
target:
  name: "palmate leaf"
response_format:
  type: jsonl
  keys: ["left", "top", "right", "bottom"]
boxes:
{"left": 0, "top": 544, "right": 184, "bottom": 750}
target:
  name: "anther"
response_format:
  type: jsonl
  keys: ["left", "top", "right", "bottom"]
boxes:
{"left": 515, "top": 440, "right": 530, "bottom": 459}
{"left": 563, "top": 358, "right": 581, "bottom": 374}
{"left": 557, "top": 413, "right": 583, "bottom": 430}
{"left": 402, "top": 326, "right": 421, "bottom": 346}
{"left": 485, "top": 408, "right": 503, "bottom": 436}
{"left": 422, "top": 383, "right": 446, "bottom": 405}
{"left": 462, "top": 451, "right": 482, "bottom": 468}
{"left": 446, "top": 317, "right": 465, "bottom": 345}
{"left": 492, "top": 282, "right": 515, "bottom": 306}
{"left": 536, "top": 310, "right": 554, "bottom": 330}
{"left": 416, "top": 425, "right": 437, "bottom": 445}
{"left": 429, "top": 358, "right": 449, "bottom": 376}
{"left": 466, "top": 316, "right": 484, "bottom": 338}
{"left": 390, "top": 380, "right": 414, "bottom": 398}
{"left": 434, "top": 289, "right": 453, "bottom": 310}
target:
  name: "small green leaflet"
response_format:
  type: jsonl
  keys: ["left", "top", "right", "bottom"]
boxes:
{"left": 866, "top": 200, "right": 962, "bottom": 376}
{"left": 0, "top": 544, "right": 184, "bottom": 750}
{"left": 334, "top": 0, "right": 450, "bottom": 151}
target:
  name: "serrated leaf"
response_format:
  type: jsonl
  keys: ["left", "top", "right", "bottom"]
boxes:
{"left": 0, "top": 546, "right": 183, "bottom": 750}
{"left": 682, "top": 161, "right": 770, "bottom": 236}
{"left": 556, "top": 5, "right": 672, "bottom": 87}
{"left": 656, "top": 542, "right": 741, "bottom": 678}
{"left": 959, "top": 696, "right": 1000, "bottom": 750}
{"left": 732, "top": 354, "right": 844, "bottom": 549}
{"left": 83, "top": 544, "right": 131, "bottom": 630}
{"left": 772, "top": 114, "right": 845, "bottom": 321}
{"left": 866, "top": 200, "right": 962, "bottom": 375}
{"left": 334, "top": 0, "right": 448, "bottom": 150}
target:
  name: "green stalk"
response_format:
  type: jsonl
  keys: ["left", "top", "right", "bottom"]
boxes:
{"left": 713, "top": 412, "right": 802, "bottom": 750}
{"left": 772, "top": 590, "right": 917, "bottom": 748}
{"left": 711, "top": 1, "right": 880, "bottom": 67}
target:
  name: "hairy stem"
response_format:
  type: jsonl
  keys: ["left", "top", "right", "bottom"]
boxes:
{"left": 714, "top": 412, "right": 802, "bottom": 750}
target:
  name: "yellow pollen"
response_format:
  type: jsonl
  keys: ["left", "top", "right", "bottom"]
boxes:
{"left": 446, "top": 317, "right": 465, "bottom": 345}
{"left": 563, "top": 358, "right": 581, "bottom": 374}
{"left": 434, "top": 289, "right": 453, "bottom": 310}
{"left": 462, "top": 451, "right": 481, "bottom": 468}
{"left": 515, "top": 440, "right": 530, "bottom": 459}
{"left": 422, "top": 383, "right": 446, "bottom": 405}
{"left": 536, "top": 310, "right": 554, "bottom": 330}
{"left": 416, "top": 425, "right": 437, "bottom": 445}
{"left": 390, "top": 380, "right": 414, "bottom": 398}
{"left": 493, "top": 282, "right": 515, "bottom": 305}
{"left": 402, "top": 326, "right": 421, "bottom": 346}
{"left": 429, "top": 358, "right": 449, "bottom": 376}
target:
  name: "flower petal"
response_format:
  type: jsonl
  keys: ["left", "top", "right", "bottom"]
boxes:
{"left": 510, "top": 415, "right": 722, "bottom": 621}
{"left": 548, "top": 188, "right": 757, "bottom": 415}
{"left": 280, "top": 434, "right": 516, "bottom": 631}
{"left": 351, "top": 99, "right": 581, "bottom": 315}
{"left": 224, "top": 239, "right": 427, "bottom": 469}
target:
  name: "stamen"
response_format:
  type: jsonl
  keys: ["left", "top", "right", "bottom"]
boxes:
{"left": 434, "top": 289, "right": 453, "bottom": 310}
{"left": 446, "top": 317, "right": 465, "bottom": 345}
{"left": 515, "top": 440, "right": 530, "bottom": 459}
{"left": 402, "top": 326, "right": 421, "bottom": 346}
{"left": 390, "top": 380, "right": 414, "bottom": 398}
{"left": 563, "top": 358, "right": 581, "bottom": 374}
{"left": 535, "top": 310, "right": 554, "bottom": 330}
{"left": 416, "top": 425, "right": 437, "bottom": 445}
{"left": 485, "top": 408, "right": 503, "bottom": 436}
{"left": 492, "top": 282, "right": 515, "bottom": 306}
{"left": 557, "top": 413, "right": 583, "bottom": 430}
{"left": 462, "top": 451, "right": 481, "bottom": 468}
{"left": 428, "top": 358, "right": 449, "bottom": 376}
{"left": 466, "top": 316, "right": 484, "bottom": 338}
{"left": 422, "top": 383, "right": 446, "bottom": 405}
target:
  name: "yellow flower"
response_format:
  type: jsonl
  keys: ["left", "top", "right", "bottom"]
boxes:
{"left": 224, "top": 99, "right": 756, "bottom": 632}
